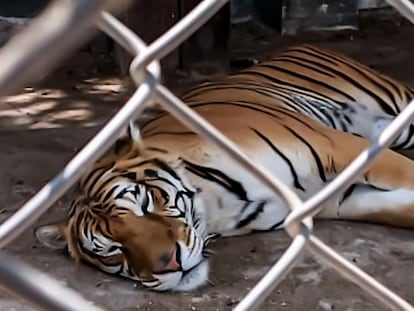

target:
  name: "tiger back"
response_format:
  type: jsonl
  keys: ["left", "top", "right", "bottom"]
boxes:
{"left": 183, "top": 44, "right": 414, "bottom": 149}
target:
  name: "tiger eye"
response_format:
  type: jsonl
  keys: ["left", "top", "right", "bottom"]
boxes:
{"left": 144, "top": 169, "right": 158, "bottom": 177}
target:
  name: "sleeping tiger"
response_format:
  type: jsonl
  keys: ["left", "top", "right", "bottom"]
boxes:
{"left": 35, "top": 45, "right": 414, "bottom": 292}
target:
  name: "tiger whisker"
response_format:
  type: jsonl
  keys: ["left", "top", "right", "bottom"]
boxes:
{"left": 202, "top": 248, "right": 216, "bottom": 257}
{"left": 206, "top": 278, "right": 216, "bottom": 287}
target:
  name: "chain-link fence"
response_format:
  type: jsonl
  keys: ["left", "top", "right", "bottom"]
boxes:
{"left": 0, "top": 0, "right": 414, "bottom": 310}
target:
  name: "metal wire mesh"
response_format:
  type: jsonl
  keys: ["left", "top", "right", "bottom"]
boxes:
{"left": 0, "top": 0, "right": 413, "bottom": 310}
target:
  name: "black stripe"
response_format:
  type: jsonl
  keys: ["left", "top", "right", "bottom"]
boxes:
{"left": 95, "top": 175, "right": 126, "bottom": 200}
{"left": 274, "top": 53, "right": 399, "bottom": 115}
{"left": 114, "top": 187, "right": 129, "bottom": 200}
{"left": 102, "top": 186, "right": 118, "bottom": 202}
{"left": 141, "top": 191, "right": 150, "bottom": 214}
{"left": 339, "top": 184, "right": 357, "bottom": 205}
{"left": 173, "top": 191, "right": 188, "bottom": 217}
{"left": 404, "top": 89, "right": 414, "bottom": 103}
{"left": 268, "top": 56, "right": 337, "bottom": 78}
{"left": 115, "top": 188, "right": 139, "bottom": 206}
{"left": 293, "top": 97, "right": 337, "bottom": 129}
{"left": 296, "top": 46, "right": 398, "bottom": 114}
{"left": 151, "top": 158, "right": 182, "bottom": 181}
{"left": 391, "top": 124, "right": 414, "bottom": 149}
{"left": 146, "top": 147, "right": 169, "bottom": 153}
{"left": 283, "top": 126, "right": 327, "bottom": 182}
{"left": 268, "top": 218, "right": 285, "bottom": 230}
{"left": 148, "top": 184, "right": 170, "bottom": 202}
{"left": 121, "top": 172, "right": 137, "bottom": 180}
{"left": 284, "top": 47, "right": 339, "bottom": 66}
{"left": 266, "top": 59, "right": 396, "bottom": 115}
{"left": 147, "top": 176, "right": 182, "bottom": 193}
{"left": 188, "top": 100, "right": 329, "bottom": 139}
{"left": 257, "top": 65, "right": 357, "bottom": 102}
{"left": 339, "top": 118, "right": 348, "bottom": 132}
{"left": 221, "top": 78, "right": 347, "bottom": 109}
{"left": 236, "top": 201, "right": 266, "bottom": 229}
{"left": 97, "top": 218, "right": 112, "bottom": 240}
{"left": 251, "top": 128, "right": 305, "bottom": 191}
{"left": 343, "top": 114, "right": 353, "bottom": 125}
{"left": 319, "top": 110, "right": 337, "bottom": 129}
{"left": 168, "top": 94, "right": 334, "bottom": 143}
{"left": 234, "top": 69, "right": 357, "bottom": 102}
{"left": 81, "top": 166, "right": 111, "bottom": 191}
{"left": 185, "top": 82, "right": 332, "bottom": 113}
{"left": 304, "top": 45, "right": 406, "bottom": 111}
{"left": 182, "top": 159, "right": 249, "bottom": 201}
{"left": 290, "top": 97, "right": 316, "bottom": 116}
{"left": 125, "top": 263, "right": 136, "bottom": 278}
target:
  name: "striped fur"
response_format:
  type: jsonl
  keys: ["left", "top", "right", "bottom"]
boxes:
{"left": 183, "top": 45, "right": 414, "bottom": 149}
{"left": 35, "top": 45, "right": 414, "bottom": 292}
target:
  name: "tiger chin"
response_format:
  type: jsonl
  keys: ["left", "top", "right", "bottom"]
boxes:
{"left": 35, "top": 44, "right": 414, "bottom": 292}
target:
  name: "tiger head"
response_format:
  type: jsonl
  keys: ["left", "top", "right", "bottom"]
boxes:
{"left": 34, "top": 126, "right": 213, "bottom": 292}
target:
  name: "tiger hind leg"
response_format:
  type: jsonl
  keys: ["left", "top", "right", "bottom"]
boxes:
{"left": 318, "top": 185, "right": 414, "bottom": 228}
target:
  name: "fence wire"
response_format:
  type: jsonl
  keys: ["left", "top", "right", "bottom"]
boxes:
{"left": 0, "top": 0, "right": 413, "bottom": 310}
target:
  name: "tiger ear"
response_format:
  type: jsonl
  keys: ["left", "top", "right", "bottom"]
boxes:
{"left": 34, "top": 221, "right": 68, "bottom": 250}
{"left": 127, "top": 120, "right": 146, "bottom": 155}
{"left": 113, "top": 121, "right": 146, "bottom": 156}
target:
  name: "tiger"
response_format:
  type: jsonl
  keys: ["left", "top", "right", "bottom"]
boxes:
{"left": 35, "top": 44, "right": 414, "bottom": 292}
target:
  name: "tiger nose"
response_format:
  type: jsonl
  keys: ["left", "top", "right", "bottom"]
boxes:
{"left": 163, "top": 246, "right": 180, "bottom": 271}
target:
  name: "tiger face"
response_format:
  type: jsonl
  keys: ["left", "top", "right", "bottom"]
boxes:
{"left": 35, "top": 160, "right": 212, "bottom": 292}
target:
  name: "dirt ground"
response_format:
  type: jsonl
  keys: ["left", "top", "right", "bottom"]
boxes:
{"left": 1, "top": 9, "right": 414, "bottom": 311}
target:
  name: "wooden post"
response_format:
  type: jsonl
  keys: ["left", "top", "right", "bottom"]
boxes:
{"left": 114, "top": 0, "right": 231, "bottom": 78}
{"left": 179, "top": 0, "right": 231, "bottom": 75}
{"left": 114, "top": 0, "right": 180, "bottom": 76}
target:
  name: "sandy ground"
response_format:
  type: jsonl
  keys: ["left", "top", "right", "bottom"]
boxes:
{"left": 1, "top": 10, "right": 414, "bottom": 311}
